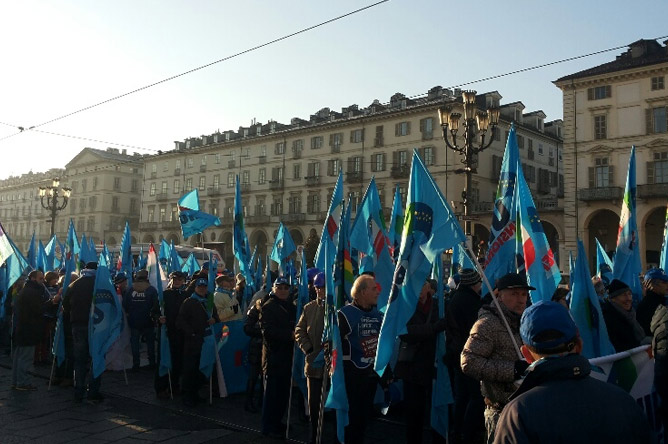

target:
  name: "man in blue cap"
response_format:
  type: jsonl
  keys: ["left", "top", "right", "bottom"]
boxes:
{"left": 494, "top": 301, "right": 651, "bottom": 443}
{"left": 638, "top": 268, "right": 668, "bottom": 336}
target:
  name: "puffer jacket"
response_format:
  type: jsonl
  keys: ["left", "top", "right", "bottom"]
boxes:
{"left": 295, "top": 299, "right": 325, "bottom": 378}
{"left": 461, "top": 302, "right": 522, "bottom": 405}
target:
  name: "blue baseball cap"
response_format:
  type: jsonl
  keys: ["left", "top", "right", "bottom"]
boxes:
{"left": 307, "top": 267, "right": 321, "bottom": 283}
{"left": 274, "top": 276, "right": 290, "bottom": 287}
{"left": 313, "top": 272, "right": 325, "bottom": 288}
{"left": 644, "top": 268, "right": 668, "bottom": 283}
{"left": 195, "top": 278, "right": 208, "bottom": 287}
{"left": 520, "top": 301, "right": 578, "bottom": 351}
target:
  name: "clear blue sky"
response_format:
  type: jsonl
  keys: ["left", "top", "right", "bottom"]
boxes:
{"left": 1, "top": 0, "right": 666, "bottom": 180}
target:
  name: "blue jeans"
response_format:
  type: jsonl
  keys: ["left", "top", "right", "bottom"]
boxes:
{"left": 72, "top": 324, "right": 101, "bottom": 399}
{"left": 130, "top": 326, "right": 156, "bottom": 368}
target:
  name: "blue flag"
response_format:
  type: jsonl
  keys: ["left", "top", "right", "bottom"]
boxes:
{"left": 515, "top": 166, "right": 561, "bottom": 303}
{"left": 45, "top": 235, "right": 59, "bottom": 271}
{"left": 334, "top": 199, "right": 354, "bottom": 310}
{"left": 178, "top": 189, "right": 221, "bottom": 240}
{"left": 148, "top": 244, "right": 171, "bottom": 377}
{"left": 660, "top": 205, "right": 668, "bottom": 271}
{"left": 570, "top": 239, "right": 616, "bottom": 358}
{"left": 36, "top": 240, "right": 47, "bottom": 273}
{"left": 270, "top": 222, "right": 296, "bottom": 264}
{"left": 199, "top": 252, "right": 219, "bottom": 378}
{"left": 292, "top": 250, "right": 310, "bottom": 397}
{"left": 314, "top": 170, "right": 344, "bottom": 270}
{"left": 595, "top": 238, "right": 614, "bottom": 286}
{"left": 265, "top": 255, "right": 273, "bottom": 289}
{"left": 52, "top": 253, "right": 76, "bottom": 366}
{"left": 431, "top": 255, "right": 452, "bottom": 438}
{"left": 0, "top": 228, "right": 30, "bottom": 321}
{"left": 168, "top": 240, "right": 183, "bottom": 274}
{"left": 27, "top": 232, "right": 36, "bottom": 270}
{"left": 612, "top": 146, "right": 642, "bottom": 306}
{"left": 66, "top": 219, "right": 80, "bottom": 256}
{"left": 375, "top": 151, "right": 465, "bottom": 375}
{"left": 158, "top": 239, "right": 170, "bottom": 269}
{"left": 136, "top": 244, "right": 147, "bottom": 270}
{"left": 388, "top": 185, "right": 404, "bottom": 262}
{"left": 118, "top": 222, "right": 133, "bottom": 276}
{"left": 483, "top": 124, "right": 519, "bottom": 288}
{"left": 234, "top": 177, "right": 253, "bottom": 287}
{"left": 88, "top": 253, "right": 123, "bottom": 378}
{"left": 452, "top": 242, "right": 476, "bottom": 276}
{"left": 255, "top": 256, "right": 264, "bottom": 293}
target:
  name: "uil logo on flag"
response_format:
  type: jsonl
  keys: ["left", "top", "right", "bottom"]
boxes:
{"left": 92, "top": 289, "right": 115, "bottom": 327}
{"left": 388, "top": 260, "right": 408, "bottom": 304}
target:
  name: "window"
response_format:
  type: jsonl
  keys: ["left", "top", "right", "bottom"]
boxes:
{"left": 420, "top": 118, "right": 434, "bottom": 140}
{"left": 114, "top": 177, "right": 121, "bottom": 191}
{"left": 374, "top": 125, "right": 384, "bottom": 147}
{"left": 288, "top": 195, "right": 302, "bottom": 214}
{"left": 329, "top": 133, "right": 343, "bottom": 152}
{"left": 89, "top": 196, "right": 97, "bottom": 209}
{"left": 87, "top": 218, "right": 95, "bottom": 232}
{"left": 371, "top": 153, "right": 386, "bottom": 172}
{"left": 201, "top": 155, "right": 207, "bottom": 166}
{"left": 185, "top": 178, "right": 192, "bottom": 191}
{"left": 307, "top": 193, "right": 320, "bottom": 213}
{"left": 159, "top": 207, "right": 166, "bottom": 222}
{"left": 517, "top": 135, "right": 525, "bottom": 149}
{"left": 81, "top": 179, "right": 87, "bottom": 191}
{"left": 522, "top": 164, "right": 536, "bottom": 183}
{"left": 215, "top": 153, "right": 221, "bottom": 164}
{"left": 80, "top": 198, "right": 86, "bottom": 211}
{"left": 292, "top": 139, "right": 304, "bottom": 152}
{"left": 131, "top": 179, "right": 138, "bottom": 192}
{"left": 594, "top": 115, "right": 607, "bottom": 140}
{"left": 130, "top": 198, "right": 137, "bottom": 212}
{"left": 112, "top": 196, "right": 119, "bottom": 211}
{"left": 651, "top": 76, "right": 665, "bottom": 91}
{"left": 272, "top": 197, "right": 283, "bottom": 216}
{"left": 349, "top": 191, "right": 360, "bottom": 212}
{"left": 350, "top": 129, "right": 364, "bottom": 143}
{"left": 175, "top": 159, "right": 182, "bottom": 170}
{"left": 328, "top": 159, "right": 341, "bottom": 176}
{"left": 256, "top": 197, "right": 266, "bottom": 215}
{"left": 647, "top": 107, "right": 668, "bottom": 134}
{"left": 93, "top": 177, "right": 98, "bottom": 190}
{"left": 162, "top": 161, "right": 168, "bottom": 172}
{"left": 528, "top": 139, "right": 533, "bottom": 150}
{"left": 293, "top": 163, "right": 301, "bottom": 180}
{"left": 212, "top": 175, "right": 220, "bottom": 189}
{"left": 149, "top": 183, "right": 156, "bottom": 196}
{"left": 261, "top": 145, "right": 267, "bottom": 157}
{"left": 272, "top": 167, "right": 284, "bottom": 183}
{"left": 538, "top": 143, "right": 544, "bottom": 156}
{"left": 228, "top": 173, "right": 235, "bottom": 188}
{"left": 199, "top": 176, "right": 206, "bottom": 191}
{"left": 186, "top": 157, "right": 193, "bottom": 168}
{"left": 275, "top": 142, "right": 285, "bottom": 155}
{"left": 549, "top": 147, "right": 555, "bottom": 158}
{"left": 151, "top": 164, "right": 157, "bottom": 174}
{"left": 307, "top": 162, "right": 320, "bottom": 178}
{"left": 77, "top": 219, "right": 85, "bottom": 233}
{"left": 173, "top": 179, "right": 180, "bottom": 194}
{"left": 259, "top": 168, "right": 266, "bottom": 184}
{"left": 587, "top": 85, "right": 612, "bottom": 100}
{"left": 161, "top": 181, "right": 168, "bottom": 194}
{"left": 311, "top": 136, "right": 323, "bottom": 150}
{"left": 395, "top": 121, "right": 411, "bottom": 136}
{"left": 421, "top": 146, "right": 435, "bottom": 166}
{"left": 648, "top": 152, "right": 668, "bottom": 184}
{"left": 242, "top": 170, "right": 250, "bottom": 184}
{"left": 591, "top": 157, "right": 612, "bottom": 188}
{"left": 397, "top": 150, "right": 408, "bottom": 166}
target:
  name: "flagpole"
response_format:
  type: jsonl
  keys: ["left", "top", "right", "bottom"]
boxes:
{"left": 47, "top": 350, "right": 57, "bottom": 391}
{"left": 123, "top": 367, "right": 128, "bottom": 386}
{"left": 209, "top": 374, "right": 213, "bottom": 405}
{"left": 285, "top": 346, "right": 297, "bottom": 440}
{"left": 315, "top": 359, "right": 330, "bottom": 444}
{"left": 465, "top": 243, "right": 522, "bottom": 359}
{"left": 168, "top": 370, "right": 174, "bottom": 400}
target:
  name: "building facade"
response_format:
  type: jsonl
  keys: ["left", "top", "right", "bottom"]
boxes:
{"left": 554, "top": 39, "right": 668, "bottom": 270}
{"left": 139, "top": 87, "right": 564, "bottom": 268}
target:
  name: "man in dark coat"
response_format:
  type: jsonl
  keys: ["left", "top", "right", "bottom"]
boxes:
{"left": 494, "top": 301, "right": 652, "bottom": 443}
{"left": 445, "top": 268, "right": 485, "bottom": 443}
{"left": 176, "top": 277, "right": 218, "bottom": 406}
{"left": 63, "top": 261, "right": 103, "bottom": 402}
{"left": 394, "top": 278, "right": 446, "bottom": 444}
{"left": 11, "top": 270, "right": 45, "bottom": 390}
{"left": 123, "top": 269, "right": 158, "bottom": 370}
{"left": 601, "top": 279, "right": 648, "bottom": 352}
{"left": 243, "top": 291, "right": 266, "bottom": 413}
{"left": 651, "top": 304, "right": 668, "bottom": 432}
{"left": 637, "top": 268, "right": 668, "bottom": 336}
{"left": 259, "top": 277, "right": 296, "bottom": 438}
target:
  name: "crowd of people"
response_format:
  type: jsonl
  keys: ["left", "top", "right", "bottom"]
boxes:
{"left": 1, "top": 256, "right": 666, "bottom": 444}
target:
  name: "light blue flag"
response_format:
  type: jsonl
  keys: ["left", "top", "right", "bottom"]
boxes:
{"left": 88, "top": 236, "right": 96, "bottom": 260}
{"left": 199, "top": 252, "right": 218, "bottom": 378}
{"left": 515, "top": 166, "right": 561, "bottom": 303}
{"left": 79, "top": 233, "right": 90, "bottom": 264}
{"left": 431, "top": 255, "right": 452, "bottom": 439}
{"left": 270, "top": 222, "right": 296, "bottom": 264}
{"left": 375, "top": 151, "right": 465, "bottom": 375}
{"left": 483, "top": 124, "right": 519, "bottom": 288}
{"left": 36, "top": 240, "right": 48, "bottom": 272}
{"left": 0, "top": 230, "right": 30, "bottom": 321}
{"left": 568, "top": 251, "right": 575, "bottom": 290}
{"left": 158, "top": 239, "right": 170, "bottom": 269}
{"left": 66, "top": 219, "right": 80, "bottom": 256}
{"left": 612, "top": 146, "right": 642, "bottom": 306}
{"left": 314, "top": 170, "right": 344, "bottom": 270}
{"left": 118, "top": 222, "right": 133, "bottom": 276}
{"left": 452, "top": 242, "right": 476, "bottom": 276}
{"left": 178, "top": 189, "right": 221, "bottom": 240}
{"left": 265, "top": 255, "right": 273, "bottom": 289}
{"left": 660, "top": 205, "right": 668, "bottom": 271}
{"left": 148, "top": 244, "right": 171, "bottom": 377}
{"left": 27, "top": 232, "right": 36, "bottom": 270}
{"left": 182, "top": 252, "right": 198, "bottom": 276}
{"left": 249, "top": 245, "right": 259, "bottom": 293}
{"left": 136, "top": 244, "right": 147, "bottom": 270}
{"left": 52, "top": 253, "right": 75, "bottom": 366}
{"left": 102, "top": 241, "right": 112, "bottom": 267}
{"left": 168, "top": 240, "right": 183, "bottom": 274}
{"left": 570, "top": 239, "right": 616, "bottom": 358}
{"left": 595, "top": 238, "right": 614, "bottom": 286}
{"left": 388, "top": 185, "right": 404, "bottom": 262}
{"left": 89, "top": 253, "right": 123, "bottom": 378}
{"left": 45, "top": 235, "right": 58, "bottom": 271}
{"left": 334, "top": 199, "right": 354, "bottom": 309}
{"left": 324, "top": 242, "right": 349, "bottom": 443}
{"left": 234, "top": 177, "right": 253, "bottom": 286}
{"left": 292, "top": 250, "right": 310, "bottom": 397}
{"left": 255, "top": 256, "right": 264, "bottom": 293}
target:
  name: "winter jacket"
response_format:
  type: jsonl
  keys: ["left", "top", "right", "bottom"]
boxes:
{"left": 162, "top": 286, "right": 187, "bottom": 336}
{"left": 259, "top": 293, "right": 296, "bottom": 374}
{"left": 64, "top": 272, "right": 96, "bottom": 327}
{"left": 651, "top": 304, "right": 668, "bottom": 401}
{"left": 601, "top": 300, "right": 643, "bottom": 352}
{"left": 394, "top": 297, "right": 442, "bottom": 386}
{"left": 295, "top": 298, "right": 325, "bottom": 378}
{"left": 213, "top": 289, "right": 242, "bottom": 322}
{"left": 637, "top": 289, "right": 665, "bottom": 336}
{"left": 244, "top": 295, "right": 266, "bottom": 366}
{"left": 14, "top": 280, "right": 45, "bottom": 346}
{"left": 446, "top": 284, "right": 482, "bottom": 362}
{"left": 122, "top": 280, "right": 159, "bottom": 329}
{"left": 176, "top": 295, "right": 212, "bottom": 356}
{"left": 461, "top": 303, "right": 522, "bottom": 405}
{"left": 494, "top": 354, "right": 651, "bottom": 444}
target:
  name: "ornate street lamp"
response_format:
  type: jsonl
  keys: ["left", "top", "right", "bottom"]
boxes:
{"left": 439, "top": 90, "right": 500, "bottom": 245}
{"left": 39, "top": 178, "right": 72, "bottom": 237}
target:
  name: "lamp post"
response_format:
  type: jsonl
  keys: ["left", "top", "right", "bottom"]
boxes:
{"left": 39, "top": 178, "right": 72, "bottom": 237}
{"left": 439, "top": 90, "right": 500, "bottom": 246}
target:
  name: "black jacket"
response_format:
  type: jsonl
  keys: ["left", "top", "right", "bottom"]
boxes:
{"left": 446, "top": 284, "right": 482, "bottom": 359}
{"left": 637, "top": 289, "right": 664, "bottom": 336}
{"left": 394, "top": 298, "right": 441, "bottom": 386}
{"left": 651, "top": 304, "right": 668, "bottom": 400}
{"left": 494, "top": 354, "right": 651, "bottom": 444}
{"left": 63, "top": 273, "right": 96, "bottom": 327}
{"left": 162, "top": 286, "right": 187, "bottom": 336}
{"left": 14, "top": 280, "right": 45, "bottom": 346}
{"left": 176, "top": 296, "right": 213, "bottom": 356}
{"left": 244, "top": 295, "right": 267, "bottom": 366}
{"left": 259, "top": 293, "right": 296, "bottom": 374}
{"left": 601, "top": 300, "right": 642, "bottom": 352}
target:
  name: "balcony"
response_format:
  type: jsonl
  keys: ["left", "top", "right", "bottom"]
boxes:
{"left": 470, "top": 201, "right": 494, "bottom": 214}
{"left": 390, "top": 165, "right": 409, "bottom": 179}
{"left": 284, "top": 213, "right": 305, "bottom": 223}
{"left": 247, "top": 214, "right": 270, "bottom": 225}
{"left": 346, "top": 171, "right": 363, "bottom": 183}
{"left": 270, "top": 179, "right": 284, "bottom": 190}
{"left": 156, "top": 192, "right": 171, "bottom": 201}
{"left": 331, "top": 144, "right": 341, "bottom": 154}
{"left": 638, "top": 183, "right": 668, "bottom": 199}
{"left": 241, "top": 183, "right": 251, "bottom": 193}
{"left": 140, "top": 221, "right": 158, "bottom": 231}
{"left": 258, "top": 155, "right": 266, "bottom": 164}
{"left": 207, "top": 186, "right": 222, "bottom": 196}
{"left": 536, "top": 198, "right": 559, "bottom": 211}
{"left": 292, "top": 148, "right": 302, "bottom": 159}
{"left": 200, "top": 165, "right": 206, "bottom": 172}
{"left": 174, "top": 168, "right": 181, "bottom": 176}
{"left": 160, "top": 220, "right": 180, "bottom": 229}
{"left": 578, "top": 187, "right": 623, "bottom": 202}
{"left": 306, "top": 176, "right": 320, "bottom": 186}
